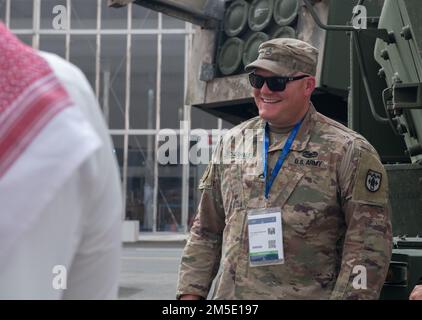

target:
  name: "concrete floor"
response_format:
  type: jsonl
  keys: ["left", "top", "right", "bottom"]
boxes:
{"left": 118, "top": 242, "right": 185, "bottom": 300}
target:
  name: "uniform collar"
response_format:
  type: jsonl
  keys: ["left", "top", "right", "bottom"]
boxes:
{"left": 261, "top": 103, "right": 315, "bottom": 152}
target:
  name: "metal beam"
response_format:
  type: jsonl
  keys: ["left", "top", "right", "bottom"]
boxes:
{"left": 108, "top": 0, "right": 224, "bottom": 28}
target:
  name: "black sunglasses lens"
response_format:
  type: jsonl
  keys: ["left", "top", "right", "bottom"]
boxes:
{"left": 249, "top": 73, "right": 264, "bottom": 89}
{"left": 249, "top": 73, "right": 288, "bottom": 91}
{"left": 266, "top": 77, "right": 287, "bottom": 91}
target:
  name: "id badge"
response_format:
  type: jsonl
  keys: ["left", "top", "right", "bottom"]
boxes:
{"left": 247, "top": 207, "right": 284, "bottom": 267}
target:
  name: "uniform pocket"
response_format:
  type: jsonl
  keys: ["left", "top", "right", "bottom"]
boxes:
{"left": 227, "top": 163, "right": 246, "bottom": 208}
{"left": 225, "top": 161, "right": 267, "bottom": 209}
{"left": 270, "top": 170, "right": 304, "bottom": 208}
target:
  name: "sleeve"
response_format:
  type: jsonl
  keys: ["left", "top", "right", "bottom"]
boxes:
{"left": 176, "top": 140, "right": 226, "bottom": 299}
{"left": 0, "top": 147, "right": 122, "bottom": 300}
{"left": 0, "top": 172, "right": 84, "bottom": 299}
{"left": 330, "top": 139, "right": 392, "bottom": 300}
{"left": 63, "top": 150, "right": 122, "bottom": 300}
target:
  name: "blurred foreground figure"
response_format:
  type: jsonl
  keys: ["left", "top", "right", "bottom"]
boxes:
{"left": 0, "top": 23, "right": 123, "bottom": 299}
{"left": 410, "top": 285, "right": 422, "bottom": 300}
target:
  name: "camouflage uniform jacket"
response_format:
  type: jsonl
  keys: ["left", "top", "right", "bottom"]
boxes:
{"left": 177, "top": 104, "right": 392, "bottom": 299}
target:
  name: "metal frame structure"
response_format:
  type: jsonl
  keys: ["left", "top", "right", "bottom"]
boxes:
{"left": 1, "top": 0, "right": 222, "bottom": 233}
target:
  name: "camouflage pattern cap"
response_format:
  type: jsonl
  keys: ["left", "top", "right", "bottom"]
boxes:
{"left": 245, "top": 38, "right": 318, "bottom": 76}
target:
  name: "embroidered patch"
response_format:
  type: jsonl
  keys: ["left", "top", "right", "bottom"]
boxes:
{"left": 293, "top": 158, "right": 325, "bottom": 168}
{"left": 366, "top": 170, "right": 382, "bottom": 192}
{"left": 352, "top": 151, "right": 388, "bottom": 205}
{"left": 302, "top": 151, "right": 318, "bottom": 158}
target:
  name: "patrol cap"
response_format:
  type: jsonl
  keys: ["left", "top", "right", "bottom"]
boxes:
{"left": 244, "top": 38, "right": 318, "bottom": 76}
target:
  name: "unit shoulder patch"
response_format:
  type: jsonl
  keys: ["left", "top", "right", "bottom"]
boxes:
{"left": 365, "top": 169, "right": 382, "bottom": 192}
{"left": 352, "top": 151, "right": 388, "bottom": 205}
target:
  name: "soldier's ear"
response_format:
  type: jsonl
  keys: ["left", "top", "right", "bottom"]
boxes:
{"left": 304, "top": 76, "right": 316, "bottom": 97}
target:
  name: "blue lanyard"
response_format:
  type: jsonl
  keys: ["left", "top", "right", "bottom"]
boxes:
{"left": 263, "top": 121, "right": 302, "bottom": 199}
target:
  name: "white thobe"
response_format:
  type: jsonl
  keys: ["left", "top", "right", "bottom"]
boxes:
{"left": 0, "top": 52, "right": 123, "bottom": 299}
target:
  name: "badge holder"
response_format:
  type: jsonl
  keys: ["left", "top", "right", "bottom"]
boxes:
{"left": 247, "top": 207, "right": 284, "bottom": 267}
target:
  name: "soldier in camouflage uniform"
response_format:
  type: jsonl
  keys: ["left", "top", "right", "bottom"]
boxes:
{"left": 177, "top": 38, "right": 392, "bottom": 300}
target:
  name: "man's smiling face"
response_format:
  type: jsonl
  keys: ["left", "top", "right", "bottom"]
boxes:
{"left": 252, "top": 68, "right": 315, "bottom": 127}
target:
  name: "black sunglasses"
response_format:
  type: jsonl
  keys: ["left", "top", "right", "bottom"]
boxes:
{"left": 248, "top": 73, "right": 309, "bottom": 92}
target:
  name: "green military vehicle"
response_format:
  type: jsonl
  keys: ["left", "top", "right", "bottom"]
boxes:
{"left": 109, "top": 0, "right": 422, "bottom": 299}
